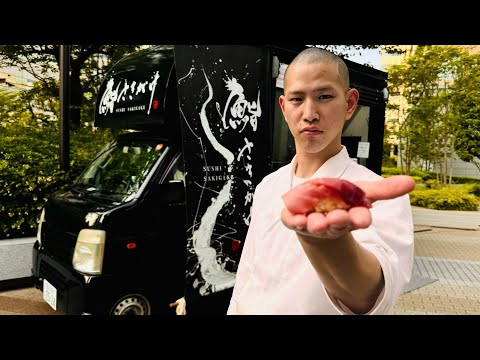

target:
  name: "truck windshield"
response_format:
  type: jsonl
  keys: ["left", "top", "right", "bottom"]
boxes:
{"left": 72, "top": 137, "right": 168, "bottom": 203}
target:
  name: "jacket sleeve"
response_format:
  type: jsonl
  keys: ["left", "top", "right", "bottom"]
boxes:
{"left": 351, "top": 193, "right": 415, "bottom": 314}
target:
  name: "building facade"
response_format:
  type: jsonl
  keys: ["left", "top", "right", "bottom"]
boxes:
{"left": 0, "top": 67, "right": 35, "bottom": 90}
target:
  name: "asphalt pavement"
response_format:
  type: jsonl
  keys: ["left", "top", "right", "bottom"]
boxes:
{"left": 411, "top": 206, "right": 480, "bottom": 231}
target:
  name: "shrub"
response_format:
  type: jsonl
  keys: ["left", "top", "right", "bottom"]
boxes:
{"left": 451, "top": 176, "right": 480, "bottom": 185}
{"left": 410, "top": 176, "right": 423, "bottom": 184}
{"left": 0, "top": 118, "right": 119, "bottom": 239}
{"left": 425, "top": 179, "right": 441, "bottom": 189}
{"left": 409, "top": 186, "right": 479, "bottom": 211}
{"left": 382, "top": 167, "right": 433, "bottom": 181}
{"left": 465, "top": 183, "right": 480, "bottom": 197}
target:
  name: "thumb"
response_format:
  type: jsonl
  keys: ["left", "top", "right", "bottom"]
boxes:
{"left": 356, "top": 175, "right": 415, "bottom": 202}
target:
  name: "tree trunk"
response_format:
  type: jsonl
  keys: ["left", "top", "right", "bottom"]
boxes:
{"left": 449, "top": 136, "right": 455, "bottom": 185}
{"left": 443, "top": 139, "right": 448, "bottom": 184}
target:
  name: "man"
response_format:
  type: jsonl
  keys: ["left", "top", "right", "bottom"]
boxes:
{"left": 227, "top": 47, "right": 415, "bottom": 315}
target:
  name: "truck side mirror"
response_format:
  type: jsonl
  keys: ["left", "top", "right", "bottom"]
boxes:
{"left": 166, "top": 180, "right": 185, "bottom": 205}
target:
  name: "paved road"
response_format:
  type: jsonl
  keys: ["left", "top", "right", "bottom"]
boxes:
{"left": 412, "top": 206, "right": 480, "bottom": 230}
{"left": 1, "top": 206, "right": 479, "bottom": 315}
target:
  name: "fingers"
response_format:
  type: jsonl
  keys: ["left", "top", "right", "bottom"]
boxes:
{"left": 311, "top": 208, "right": 368, "bottom": 233}
{"left": 307, "top": 211, "right": 329, "bottom": 233}
{"left": 356, "top": 175, "right": 415, "bottom": 202}
{"left": 281, "top": 206, "right": 372, "bottom": 237}
{"left": 281, "top": 207, "right": 308, "bottom": 230}
{"left": 348, "top": 206, "right": 371, "bottom": 228}
{"left": 306, "top": 210, "right": 352, "bottom": 238}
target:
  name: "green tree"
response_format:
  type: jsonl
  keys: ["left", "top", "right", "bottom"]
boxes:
{"left": 0, "top": 45, "right": 145, "bottom": 127}
{"left": 450, "top": 52, "right": 480, "bottom": 172}
{"left": 0, "top": 87, "right": 30, "bottom": 119}
{"left": 386, "top": 45, "right": 469, "bottom": 184}
{"left": 0, "top": 87, "right": 120, "bottom": 239}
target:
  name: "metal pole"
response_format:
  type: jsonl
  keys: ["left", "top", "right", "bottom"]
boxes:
{"left": 59, "top": 45, "right": 70, "bottom": 171}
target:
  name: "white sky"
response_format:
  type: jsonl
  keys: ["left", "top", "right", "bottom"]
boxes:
{"left": 338, "top": 47, "right": 383, "bottom": 70}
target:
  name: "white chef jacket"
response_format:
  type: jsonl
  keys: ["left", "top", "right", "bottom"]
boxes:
{"left": 227, "top": 146, "right": 414, "bottom": 315}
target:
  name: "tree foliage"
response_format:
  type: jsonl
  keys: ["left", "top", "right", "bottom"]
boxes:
{"left": 386, "top": 45, "right": 479, "bottom": 183}
{"left": 0, "top": 45, "right": 144, "bottom": 127}
{"left": 450, "top": 53, "right": 480, "bottom": 171}
{"left": 0, "top": 88, "right": 120, "bottom": 239}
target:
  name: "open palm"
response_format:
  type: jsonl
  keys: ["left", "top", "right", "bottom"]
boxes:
{"left": 281, "top": 175, "right": 415, "bottom": 239}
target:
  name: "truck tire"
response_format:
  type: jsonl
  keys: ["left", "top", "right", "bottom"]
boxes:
{"left": 109, "top": 293, "right": 152, "bottom": 315}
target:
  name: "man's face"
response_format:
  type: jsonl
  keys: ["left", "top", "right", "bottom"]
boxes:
{"left": 279, "top": 61, "right": 358, "bottom": 156}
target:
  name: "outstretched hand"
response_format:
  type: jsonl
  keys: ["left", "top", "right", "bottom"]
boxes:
{"left": 281, "top": 175, "right": 415, "bottom": 239}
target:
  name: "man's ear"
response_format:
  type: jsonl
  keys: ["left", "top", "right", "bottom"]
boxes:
{"left": 279, "top": 94, "right": 287, "bottom": 121}
{"left": 345, "top": 88, "right": 360, "bottom": 121}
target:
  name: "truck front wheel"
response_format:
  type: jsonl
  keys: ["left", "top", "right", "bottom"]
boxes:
{"left": 109, "top": 293, "right": 151, "bottom": 315}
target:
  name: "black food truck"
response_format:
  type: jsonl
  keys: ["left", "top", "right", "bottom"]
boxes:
{"left": 31, "top": 45, "right": 389, "bottom": 315}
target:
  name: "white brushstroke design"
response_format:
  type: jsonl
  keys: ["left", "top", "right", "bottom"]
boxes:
{"left": 178, "top": 59, "right": 261, "bottom": 296}
{"left": 177, "top": 65, "right": 195, "bottom": 83}
{"left": 98, "top": 71, "right": 160, "bottom": 116}
{"left": 189, "top": 69, "right": 236, "bottom": 295}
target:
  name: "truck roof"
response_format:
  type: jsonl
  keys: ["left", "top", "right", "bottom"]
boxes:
{"left": 94, "top": 45, "right": 177, "bottom": 131}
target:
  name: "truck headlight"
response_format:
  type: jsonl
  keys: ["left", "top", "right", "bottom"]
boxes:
{"left": 72, "top": 229, "right": 106, "bottom": 275}
{"left": 37, "top": 208, "right": 46, "bottom": 245}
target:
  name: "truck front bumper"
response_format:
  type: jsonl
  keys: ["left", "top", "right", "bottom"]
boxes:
{"left": 31, "top": 241, "right": 107, "bottom": 315}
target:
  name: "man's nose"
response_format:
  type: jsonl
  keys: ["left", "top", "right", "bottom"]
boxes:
{"left": 302, "top": 98, "right": 319, "bottom": 122}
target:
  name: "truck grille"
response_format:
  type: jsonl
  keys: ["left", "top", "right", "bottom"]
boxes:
{"left": 39, "top": 260, "right": 68, "bottom": 293}
{"left": 44, "top": 230, "right": 77, "bottom": 264}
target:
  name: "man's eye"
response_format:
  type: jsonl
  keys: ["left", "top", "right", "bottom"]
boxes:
{"left": 290, "top": 97, "right": 302, "bottom": 102}
{"left": 319, "top": 94, "right": 333, "bottom": 100}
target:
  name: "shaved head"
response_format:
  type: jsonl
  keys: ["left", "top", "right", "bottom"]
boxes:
{"left": 283, "top": 47, "right": 350, "bottom": 91}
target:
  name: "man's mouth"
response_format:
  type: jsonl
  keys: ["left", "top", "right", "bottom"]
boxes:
{"left": 301, "top": 127, "right": 322, "bottom": 133}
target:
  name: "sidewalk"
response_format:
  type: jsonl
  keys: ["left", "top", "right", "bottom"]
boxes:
{"left": 394, "top": 226, "right": 480, "bottom": 314}
{"left": 394, "top": 207, "right": 480, "bottom": 314}
{"left": 0, "top": 285, "right": 61, "bottom": 315}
